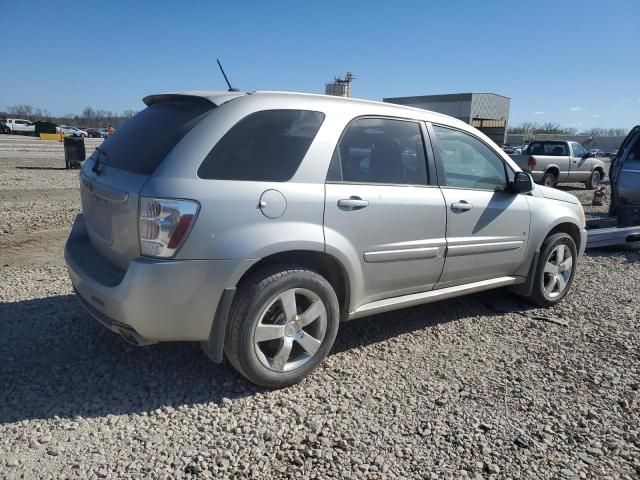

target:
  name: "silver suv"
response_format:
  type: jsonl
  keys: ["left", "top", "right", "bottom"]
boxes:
{"left": 65, "top": 91, "right": 587, "bottom": 387}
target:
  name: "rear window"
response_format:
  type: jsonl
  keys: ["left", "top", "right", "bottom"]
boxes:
{"left": 198, "top": 109, "right": 325, "bottom": 182}
{"left": 98, "top": 100, "right": 213, "bottom": 175}
{"left": 527, "top": 142, "right": 568, "bottom": 156}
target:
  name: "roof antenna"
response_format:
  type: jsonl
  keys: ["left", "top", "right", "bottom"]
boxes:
{"left": 217, "top": 59, "right": 240, "bottom": 92}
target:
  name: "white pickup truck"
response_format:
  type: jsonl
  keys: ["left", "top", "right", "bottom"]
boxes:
{"left": 511, "top": 140, "right": 606, "bottom": 189}
{"left": 3, "top": 118, "right": 36, "bottom": 135}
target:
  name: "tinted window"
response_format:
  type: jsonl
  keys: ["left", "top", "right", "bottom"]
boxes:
{"left": 528, "top": 141, "right": 568, "bottom": 156}
{"left": 328, "top": 118, "right": 427, "bottom": 185}
{"left": 433, "top": 125, "right": 507, "bottom": 191}
{"left": 627, "top": 136, "right": 640, "bottom": 161}
{"left": 198, "top": 110, "right": 324, "bottom": 182}
{"left": 98, "top": 100, "right": 213, "bottom": 175}
{"left": 572, "top": 143, "right": 586, "bottom": 157}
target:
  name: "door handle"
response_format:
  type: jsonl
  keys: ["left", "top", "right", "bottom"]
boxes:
{"left": 451, "top": 201, "right": 473, "bottom": 212}
{"left": 338, "top": 197, "right": 369, "bottom": 210}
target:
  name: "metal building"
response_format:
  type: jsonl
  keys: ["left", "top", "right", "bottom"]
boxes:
{"left": 383, "top": 93, "right": 510, "bottom": 146}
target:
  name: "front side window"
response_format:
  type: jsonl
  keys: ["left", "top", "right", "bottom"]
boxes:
{"left": 572, "top": 143, "right": 586, "bottom": 157}
{"left": 433, "top": 125, "right": 507, "bottom": 191}
{"left": 198, "top": 110, "right": 325, "bottom": 182}
{"left": 328, "top": 117, "right": 427, "bottom": 185}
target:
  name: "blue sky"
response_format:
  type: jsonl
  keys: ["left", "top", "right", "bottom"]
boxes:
{"left": 1, "top": 0, "right": 638, "bottom": 129}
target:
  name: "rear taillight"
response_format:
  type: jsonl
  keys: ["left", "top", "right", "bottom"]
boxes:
{"left": 139, "top": 197, "right": 199, "bottom": 258}
{"left": 528, "top": 156, "right": 537, "bottom": 170}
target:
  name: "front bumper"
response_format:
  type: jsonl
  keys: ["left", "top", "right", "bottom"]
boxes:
{"left": 65, "top": 215, "right": 253, "bottom": 342}
{"left": 579, "top": 227, "right": 588, "bottom": 256}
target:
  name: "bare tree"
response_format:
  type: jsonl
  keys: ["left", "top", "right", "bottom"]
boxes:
{"left": 82, "top": 106, "right": 96, "bottom": 121}
{"left": 7, "top": 104, "right": 34, "bottom": 118}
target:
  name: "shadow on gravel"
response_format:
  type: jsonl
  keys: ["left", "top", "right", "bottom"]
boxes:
{"left": 334, "top": 289, "right": 539, "bottom": 355}
{"left": 15, "top": 166, "right": 69, "bottom": 171}
{"left": 1, "top": 289, "right": 536, "bottom": 423}
{"left": 0, "top": 295, "right": 261, "bottom": 424}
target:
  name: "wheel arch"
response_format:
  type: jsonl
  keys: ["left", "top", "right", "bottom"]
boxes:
{"left": 235, "top": 250, "right": 351, "bottom": 320}
{"left": 511, "top": 220, "right": 582, "bottom": 298}
{"left": 544, "top": 165, "right": 560, "bottom": 178}
{"left": 545, "top": 221, "right": 582, "bottom": 252}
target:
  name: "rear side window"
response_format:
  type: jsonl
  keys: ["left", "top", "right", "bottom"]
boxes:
{"left": 327, "top": 117, "right": 428, "bottom": 185}
{"left": 198, "top": 110, "right": 325, "bottom": 182}
{"left": 99, "top": 100, "right": 213, "bottom": 175}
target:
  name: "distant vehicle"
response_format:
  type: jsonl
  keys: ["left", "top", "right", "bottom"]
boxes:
{"left": 609, "top": 125, "right": 640, "bottom": 226}
{"left": 0, "top": 119, "right": 8, "bottom": 134}
{"left": 511, "top": 140, "right": 606, "bottom": 189}
{"left": 502, "top": 145, "right": 515, "bottom": 154}
{"left": 589, "top": 148, "right": 606, "bottom": 157}
{"left": 58, "top": 125, "right": 87, "bottom": 138}
{"left": 509, "top": 145, "right": 527, "bottom": 155}
{"left": 605, "top": 148, "right": 619, "bottom": 159}
{"left": 99, "top": 128, "right": 110, "bottom": 137}
{"left": 4, "top": 118, "right": 36, "bottom": 135}
{"left": 85, "top": 128, "right": 104, "bottom": 138}
{"left": 65, "top": 90, "right": 587, "bottom": 387}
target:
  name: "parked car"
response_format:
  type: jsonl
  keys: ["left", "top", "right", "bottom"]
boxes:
{"left": 4, "top": 118, "right": 36, "bottom": 135}
{"left": 85, "top": 128, "right": 104, "bottom": 138}
{"left": 65, "top": 91, "right": 587, "bottom": 387}
{"left": 589, "top": 148, "right": 606, "bottom": 157}
{"left": 609, "top": 125, "right": 640, "bottom": 226}
{"left": 511, "top": 140, "right": 606, "bottom": 189}
{"left": 606, "top": 148, "right": 620, "bottom": 159}
{"left": 58, "top": 125, "right": 87, "bottom": 137}
{"left": 502, "top": 145, "right": 515, "bottom": 154}
{"left": 0, "top": 119, "right": 8, "bottom": 134}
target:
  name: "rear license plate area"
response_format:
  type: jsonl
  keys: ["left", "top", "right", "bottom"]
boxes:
{"left": 84, "top": 193, "right": 113, "bottom": 243}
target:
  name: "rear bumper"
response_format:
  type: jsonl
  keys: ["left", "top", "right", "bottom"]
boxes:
{"left": 65, "top": 215, "right": 253, "bottom": 342}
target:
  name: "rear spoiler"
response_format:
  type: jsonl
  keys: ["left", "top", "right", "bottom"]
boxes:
{"left": 143, "top": 91, "right": 246, "bottom": 107}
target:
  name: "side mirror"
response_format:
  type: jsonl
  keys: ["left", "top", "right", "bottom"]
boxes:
{"left": 583, "top": 152, "right": 593, "bottom": 159}
{"left": 512, "top": 171, "right": 533, "bottom": 193}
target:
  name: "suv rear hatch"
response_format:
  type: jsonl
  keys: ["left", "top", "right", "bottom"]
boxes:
{"left": 80, "top": 96, "right": 215, "bottom": 270}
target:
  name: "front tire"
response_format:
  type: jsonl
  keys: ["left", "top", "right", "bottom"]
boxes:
{"left": 585, "top": 170, "right": 601, "bottom": 190}
{"left": 529, "top": 233, "right": 578, "bottom": 307}
{"left": 224, "top": 266, "right": 340, "bottom": 388}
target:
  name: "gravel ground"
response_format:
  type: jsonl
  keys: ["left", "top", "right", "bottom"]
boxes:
{"left": 0, "top": 136, "right": 638, "bottom": 479}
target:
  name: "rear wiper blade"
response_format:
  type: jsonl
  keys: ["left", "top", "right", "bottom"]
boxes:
{"left": 92, "top": 146, "right": 108, "bottom": 175}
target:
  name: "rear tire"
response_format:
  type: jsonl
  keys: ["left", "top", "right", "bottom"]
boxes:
{"left": 585, "top": 170, "right": 601, "bottom": 190}
{"left": 542, "top": 172, "right": 557, "bottom": 188}
{"left": 528, "top": 233, "right": 578, "bottom": 307}
{"left": 224, "top": 266, "right": 340, "bottom": 388}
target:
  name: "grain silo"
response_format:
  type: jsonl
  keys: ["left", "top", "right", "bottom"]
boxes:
{"left": 325, "top": 72, "right": 354, "bottom": 97}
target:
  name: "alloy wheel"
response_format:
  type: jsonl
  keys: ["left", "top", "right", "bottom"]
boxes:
{"left": 542, "top": 244, "right": 573, "bottom": 298}
{"left": 253, "top": 288, "right": 327, "bottom": 372}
